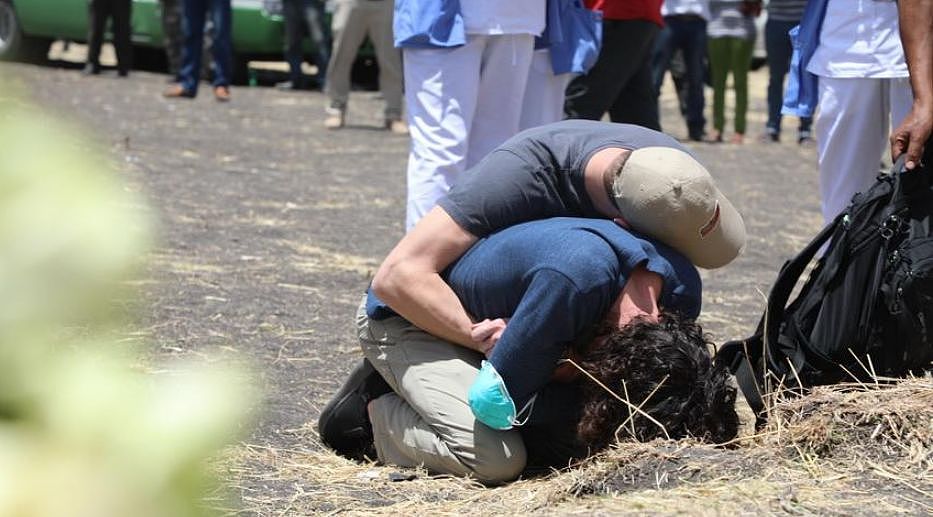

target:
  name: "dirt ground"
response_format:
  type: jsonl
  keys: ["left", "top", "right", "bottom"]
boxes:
{"left": 0, "top": 54, "right": 845, "bottom": 514}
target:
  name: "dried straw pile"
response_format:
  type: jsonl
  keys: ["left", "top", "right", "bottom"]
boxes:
{"left": 225, "top": 378, "right": 933, "bottom": 515}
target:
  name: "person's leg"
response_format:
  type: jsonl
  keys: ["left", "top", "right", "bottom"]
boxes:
{"left": 282, "top": 0, "right": 305, "bottom": 85}
{"left": 564, "top": 20, "right": 633, "bottom": 120}
{"left": 324, "top": 0, "right": 369, "bottom": 118}
{"left": 669, "top": 49, "right": 690, "bottom": 117}
{"left": 519, "top": 49, "right": 572, "bottom": 131}
{"left": 357, "top": 300, "right": 526, "bottom": 483}
{"left": 706, "top": 36, "right": 729, "bottom": 138}
{"left": 607, "top": 21, "right": 660, "bottom": 128}
{"left": 764, "top": 19, "right": 793, "bottom": 137}
{"left": 302, "top": 0, "right": 331, "bottom": 84}
{"left": 366, "top": 0, "right": 404, "bottom": 123}
{"left": 466, "top": 33, "right": 535, "bottom": 168}
{"left": 112, "top": 0, "right": 133, "bottom": 75}
{"left": 651, "top": 22, "right": 675, "bottom": 94}
{"left": 86, "top": 0, "right": 107, "bottom": 71}
{"left": 159, "top": 0, "right": 183, "bottom": 79}
{"left": 178, "top": 0, "right": 206, "bottom": 93}
{"left": 731, "top": 37, "right": 754, "bottom": 137}
{"left": 208, "top": 0, "right": 232, "bottom": 88}
{"left": 403, "top": 38, "right": 484, "bottom": 229}
{"left": 815, "top": 77, "right": 889, "bottom": 222}
{"left": 680, "top": 18, "right": 708, "bottom": 140}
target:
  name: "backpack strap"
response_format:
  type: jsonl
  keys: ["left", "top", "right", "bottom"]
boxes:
{"left": 764, "top": 215, "right": 841, "bottom": 372}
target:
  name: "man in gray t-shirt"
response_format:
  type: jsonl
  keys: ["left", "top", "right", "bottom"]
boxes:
{"left": 371, "top": 119, "right": 744, "bottom": 358}
{"left": 439, "top": 119, "right": 687, "bottom": 236}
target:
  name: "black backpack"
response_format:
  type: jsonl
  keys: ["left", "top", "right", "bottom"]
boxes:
{"left": 717, "top": 158, "right": 933, "bottom": 422}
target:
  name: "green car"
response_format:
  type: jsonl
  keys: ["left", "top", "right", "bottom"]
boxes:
{"left": 0, "top": 0, "right": 288, "bottom": 80}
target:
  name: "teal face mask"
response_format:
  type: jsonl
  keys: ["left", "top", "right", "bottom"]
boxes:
{"left": 468, "top": 361, "right": 536, "bottom": 431}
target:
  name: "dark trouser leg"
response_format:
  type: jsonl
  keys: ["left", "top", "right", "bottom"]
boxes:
{"left": 651, "top": 24, "right": 674, "bottom": 94}
{"left": 606, "top": 23, "right": 660, "bottom": 129}
{"left": 209, "top": 0, "right": 232, "bottom": 87}
{"left": 179, "top": 0, "right": 206, "bottom": 93}
{"left": 565, "top": 20, "right": 658, "bottom": 121}
{"left": 86, "top": 0, "right": 109, "bottom": 68}
{"left": 680, "top": 18, "right": 707, "bottom": 139}
{"left": 160, "top": 0, "right": 183, "bottom": 78}
{"left": 112, "top": 0, "right": 133, "bottom": 73}
{"left": 765, "top": 19, "right": 795, "bottom": 133}
{"left": 282, "top": 0, "right": 305, "bottom": 85}
{"left": 303, "top": 0, "right": 331, "bottom": 83}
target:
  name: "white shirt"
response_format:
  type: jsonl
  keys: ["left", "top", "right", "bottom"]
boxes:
{"left": 807, "top": 0, "right": 908, "bottom": 78}
{"left": 460, "top": 0, "right": 546, "bottom": 36}
{"left": 661, "top": 0, "right": 711, "bottom": 21}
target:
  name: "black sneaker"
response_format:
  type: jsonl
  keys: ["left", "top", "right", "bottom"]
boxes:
{"left": 318, "top": 358, "right": 392, "bottom": 462}
{"left": 798, "top": 130, "right": 815, "bottom": 146}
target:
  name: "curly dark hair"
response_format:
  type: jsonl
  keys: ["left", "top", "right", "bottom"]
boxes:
{"left": 575, "top": 313, "right": 738, "bottom": 451}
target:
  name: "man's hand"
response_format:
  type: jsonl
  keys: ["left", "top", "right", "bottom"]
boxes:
{"left": 891, "top": 104, "right": 932, "bottom": 170}
{"left": 893, "top": 0, "right": 933, "bottom": 170}
{"left": 471, "top": 318, "right": 508, "bottom": 357}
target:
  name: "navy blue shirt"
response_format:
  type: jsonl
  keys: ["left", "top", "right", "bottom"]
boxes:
{"left": 368, "top": 218, "right": 701, "bottom": 405}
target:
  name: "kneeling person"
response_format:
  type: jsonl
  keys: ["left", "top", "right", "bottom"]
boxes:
{"left": 320, "top": 218, "right": 738, "bottom": 483}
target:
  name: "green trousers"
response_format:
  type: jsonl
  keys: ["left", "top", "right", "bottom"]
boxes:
{"left": 707, "top": 36, "right": 754, "bottom": 135}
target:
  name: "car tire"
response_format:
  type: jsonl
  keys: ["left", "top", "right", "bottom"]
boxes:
{"left": 0, "top": 0, "right": 50, "bottom": 63}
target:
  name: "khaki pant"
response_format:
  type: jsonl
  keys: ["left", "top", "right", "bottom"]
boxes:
{"left": 356, "top": 297, "right": 526, "bottom": 483}
{"left": 324, "top": 0, "right": 403, "bottom": 119}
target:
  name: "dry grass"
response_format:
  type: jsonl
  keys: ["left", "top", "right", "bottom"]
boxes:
{"left": 221, "top": 378, "right": 933, "bottom": 515}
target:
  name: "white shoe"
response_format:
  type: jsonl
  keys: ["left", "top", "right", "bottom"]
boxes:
{"left": 324, "top": 110, "right": 344, "bottom": 130}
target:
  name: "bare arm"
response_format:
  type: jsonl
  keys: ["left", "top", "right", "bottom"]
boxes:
{"left": 891, "top": 0, "right": 933, "bottom": 169}
{"left": 371, "top": 206, "right": 483, "bottom": 351}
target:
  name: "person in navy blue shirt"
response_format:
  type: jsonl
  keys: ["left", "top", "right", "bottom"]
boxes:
{"left": 319, "top": 218, "right": 738, "bottom": 483}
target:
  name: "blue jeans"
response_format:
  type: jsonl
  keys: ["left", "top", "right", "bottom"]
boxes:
{"left": 651, "top": 16, "right": 707, "bottom": 137}
{"left": 765, "top": 18, "right": 811, "bottom": 133}
{"left": 180, "top": 0, "right": 232, "bottom": 94}
{"left": 283, "top": 0, "right": 330, "bottom": 86}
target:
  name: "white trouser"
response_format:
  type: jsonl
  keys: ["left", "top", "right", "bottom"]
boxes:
{"left": 815, "top": 76, "right": 912, "bottom": 223}
{"left": 403, "top": 34, "right": 535, "bottom": 230}
{"left": 519, "top": 49, "right": 573, "bottom": 131}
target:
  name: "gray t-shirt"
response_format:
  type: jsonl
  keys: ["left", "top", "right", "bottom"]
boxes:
{"left": 707, "top": 0, "right": 757, "bottom": 40}
{"left": 437, "top": 119, "right": 688, "bottom": 236}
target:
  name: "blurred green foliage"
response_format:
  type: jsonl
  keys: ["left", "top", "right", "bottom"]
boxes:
{"left": 0, "top": 94, "right": 254, "bottom": 516}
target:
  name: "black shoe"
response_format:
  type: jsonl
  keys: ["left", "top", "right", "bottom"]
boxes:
{"left": 798, "top": 130, "right": 815, "bottom": 146}
{"left": 82, "top": 63, "right": 100, "bottom": 76}
{"left": 318, "top": 358, "right": 392, "bottom": 462}
{"left": 688, "top": 126, "right": 705, "bottom": 142}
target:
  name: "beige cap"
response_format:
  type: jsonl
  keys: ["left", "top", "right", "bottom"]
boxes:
{"left": 611, "top": 146, "right": 746, "bottom": 269}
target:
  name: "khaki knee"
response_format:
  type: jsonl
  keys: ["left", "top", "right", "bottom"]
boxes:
{"left": 466, "top": 431, "right": 527, "bottom": 484}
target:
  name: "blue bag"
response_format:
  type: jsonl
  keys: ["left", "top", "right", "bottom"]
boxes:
{"left": 543, "top": 0, "right": 602, "bottom": 75}
{"left": 393, "top": 0, "right": 467, "bottom": 49}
